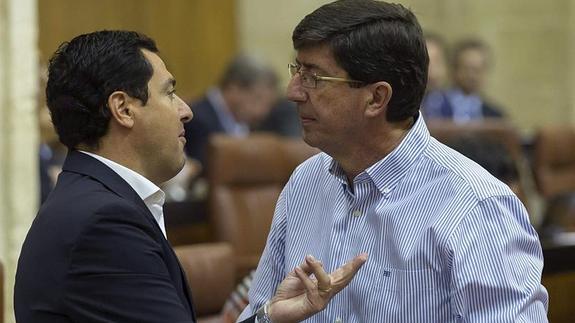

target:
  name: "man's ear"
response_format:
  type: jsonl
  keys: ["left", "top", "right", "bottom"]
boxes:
{"left": 365, "top": 81, "right": 392, "bottom": 118}
{"left": 107, "top": 91, "right": 135, "bottom": 128}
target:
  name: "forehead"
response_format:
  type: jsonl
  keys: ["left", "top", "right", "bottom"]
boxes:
{"left": 458, "top": 48, "right": 486, "bottom": 63}
{"left": 141, "top": 49, "right": 173, "bottom": 84}
{"left": 295, "top": 44, "right": 346, "bottom": 76}
{"left": 426, "top": 40, "right": 443, "bottom": 55}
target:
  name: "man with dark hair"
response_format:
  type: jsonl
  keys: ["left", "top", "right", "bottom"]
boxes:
{"left": 14, "top": 30, "right": 367, "bottom": 323}
{"left": 425, "top": 37, "right": 505, "bottom": 122}
{"left": 423, "top": 32, "right": 449, "bottom": 93}
{"left": 420, "top": 31, "right": 450, "bottom": 117}
{"left": 241, "top": 1, "right": 547, "bottom": 322}
{"left": 184, "top": 54, "right": 279, "bottom": 168}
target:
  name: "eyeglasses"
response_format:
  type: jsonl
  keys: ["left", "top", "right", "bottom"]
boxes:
{"left": 288, "top": 63, "right": 364, "bottom": 89}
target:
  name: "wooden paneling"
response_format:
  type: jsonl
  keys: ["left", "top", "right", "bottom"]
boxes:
{"left": 38, "top": 0, "right": 237, "bottom": 101}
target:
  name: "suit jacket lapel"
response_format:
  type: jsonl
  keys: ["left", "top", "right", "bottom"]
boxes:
{"left": 62, "top": 150, "right": 196, "bottom": 316}
{"left": 62, "top": 150, "right": 153, "bottom": 222}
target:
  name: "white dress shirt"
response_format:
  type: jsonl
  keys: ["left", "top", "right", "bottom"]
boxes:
{"left": 79, "top": 151, "right": 167, "bottom": 238}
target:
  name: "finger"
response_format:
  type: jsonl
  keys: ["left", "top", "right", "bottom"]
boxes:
{"left": 305, "top": 255, "right": 331, "bottom": 292}
{"left": 298, "top": 254, "right": 324, "bottom": 275}
{"left": 298, "top": 257, "right": 313, "bottom": 276}
{"left": 330, "top": 253, "right": 368, "bottom": 292}
{"left": 294, "top": 266, "right": 317, "bottom": 293}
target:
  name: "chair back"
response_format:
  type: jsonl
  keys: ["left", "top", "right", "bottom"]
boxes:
{"left": 206, "top": 133, "right": 318, "bottom": 277}
{"left": 174, "top": 243, "right": 235, "bottom": 318}
{"left": 533, "top": 126, "right": 575, "bottom": 198}
{"left": 542, "top": 245, "right": 575, "bottom": 322}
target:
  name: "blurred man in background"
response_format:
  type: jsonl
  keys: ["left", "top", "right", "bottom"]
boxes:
{"left": 424, "top": 38, "right": 505, "bottom": 122}
{"left": 184, "top": 54, "right": 279, "bottom": 169}
{"left": 421, "top": 32, "right": 449, "bottom": 118}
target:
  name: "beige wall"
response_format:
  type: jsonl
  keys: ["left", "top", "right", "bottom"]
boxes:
{"left": 237, "top": 0, "right": 330, "bottom": 89}
{"left": 237, "top": 0, "right": 575, "bottom": 133}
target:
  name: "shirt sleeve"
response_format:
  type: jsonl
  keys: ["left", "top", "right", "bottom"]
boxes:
{"left": 242, "top": 186, "right": 289, "bottom": 318}
{"left": 447, "top": 195, "right": 548, "bottom": 322}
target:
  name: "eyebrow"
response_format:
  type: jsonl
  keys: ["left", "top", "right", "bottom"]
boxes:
{"left": 295, "top": 59, "right": 328, "bottom": 75}
{"left": 162, "top": 78, "right": 176, "bottom": 93}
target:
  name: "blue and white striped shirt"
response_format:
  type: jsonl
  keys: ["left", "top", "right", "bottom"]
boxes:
{"left": 241, "top": 115, "right": 548, "bottom": 322}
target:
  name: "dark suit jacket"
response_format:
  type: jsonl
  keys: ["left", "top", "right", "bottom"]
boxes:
{"left": 15, "top": 151, "right": 257, "bottom": 323}
{"left": 184, "top": 96, "right": 303, "bottom": 167}
{"left": 255, "top": 99, "right": 302, "bottom": 138}
{"left": 422, "top": 89, "right": 504, "bottom": 120}
{"left": 184, "top": 97, "right": 225, "bottom": 167}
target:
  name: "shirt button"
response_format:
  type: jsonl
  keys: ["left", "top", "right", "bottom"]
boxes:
{"left": 335, "top": 318, "right": 342, "bottom": 323}
{"left": 383, "top": 188, "right": 391, "bottom": 194}
{"left": 352, "top": 210, "right": 362, "bottom": 217}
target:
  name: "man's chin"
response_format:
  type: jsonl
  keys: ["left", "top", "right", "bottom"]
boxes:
{"left": 161, "top": 156, "right": 187, "bottom": 183}
{"left": 301, "top": 132, "right": 320, "bottom": 150}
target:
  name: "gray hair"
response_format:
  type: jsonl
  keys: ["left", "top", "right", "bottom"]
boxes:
{"left": 219, "top": 54, "right": 278, "bottom": 89}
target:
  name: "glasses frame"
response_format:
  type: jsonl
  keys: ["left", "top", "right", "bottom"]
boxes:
{"left": 288, "top": 63, "right": 364, "bottom": 89}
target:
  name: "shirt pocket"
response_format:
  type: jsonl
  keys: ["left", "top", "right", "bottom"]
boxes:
{"left": 379, "top": 267, "right": 440, "bottom": 292}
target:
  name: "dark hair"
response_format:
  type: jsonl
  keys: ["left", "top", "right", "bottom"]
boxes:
{"left": 292, "top": 0, "right": 428, "bottom": 122}
{"left": 219, "top": 54, "right": 278, "bottom": 90}
{"left": 451, "top": 38, "right": 490, "bottom": 69}
{"left": 46, "top": 30, "right": 158, "bottom": 149}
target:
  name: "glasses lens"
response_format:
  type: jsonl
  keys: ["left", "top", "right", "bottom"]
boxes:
{"left": 300, "top": 72, "right": 315, "bottom": 88}
{"left": 288, "top": 63, "right": 316, "bottom": 88}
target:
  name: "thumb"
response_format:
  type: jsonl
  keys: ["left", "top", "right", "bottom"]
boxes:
{"left": 330, "top": 253, "right": 368, "bottom": 293}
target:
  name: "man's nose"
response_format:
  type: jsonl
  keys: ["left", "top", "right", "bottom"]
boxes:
{"left": 286, "top": 77, "right": 307, "bottom": 103}
{"left": 178, "top": 96, "right": 193, "bottom": 123}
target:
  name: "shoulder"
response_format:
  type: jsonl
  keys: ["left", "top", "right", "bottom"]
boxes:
{"left": 186, "top": 97, "right": 221, "bottom": 130}
{"left": 423, "top": 139, "right": 514, "bottom": 200}
{"left": 422, "top": 90, "right": 451, "bottom": 117}
{"left": 481, "top": 100, "right": 505, "bottom": 117}
{"left": 190, "top": 97, "right": 214, "bottom": 113}
{"left": 37, "top": 171, "right": 150, "bottom": 242}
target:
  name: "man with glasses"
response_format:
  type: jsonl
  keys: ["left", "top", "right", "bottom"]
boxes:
{"left": 240, "top": 1, "right": 548, "bottom": 322}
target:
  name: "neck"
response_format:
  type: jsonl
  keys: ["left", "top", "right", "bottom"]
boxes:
{"left": 77, "top": 140, "right": 159, "bottom": 185}
{"left": 334, "top": 117, "right": 414, "bottom": 183}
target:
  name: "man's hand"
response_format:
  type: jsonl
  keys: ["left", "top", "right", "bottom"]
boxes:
{"left": 267, "top": 253, "right": 368, "bottom": 323}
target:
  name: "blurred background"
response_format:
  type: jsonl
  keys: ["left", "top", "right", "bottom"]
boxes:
{"left": 1, "top": 0, "right": 575, "bottom": 322}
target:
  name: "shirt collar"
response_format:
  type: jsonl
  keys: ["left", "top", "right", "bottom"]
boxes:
{"left": 78, "top": 151, "right": 165, "bottom": 205}
{"left": 326, "top": 113, "right": 430, "bottom": 196}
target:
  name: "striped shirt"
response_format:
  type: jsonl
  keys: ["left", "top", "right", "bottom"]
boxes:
{"left": 241, "top": 115, "right": 548, "bottom": 322}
